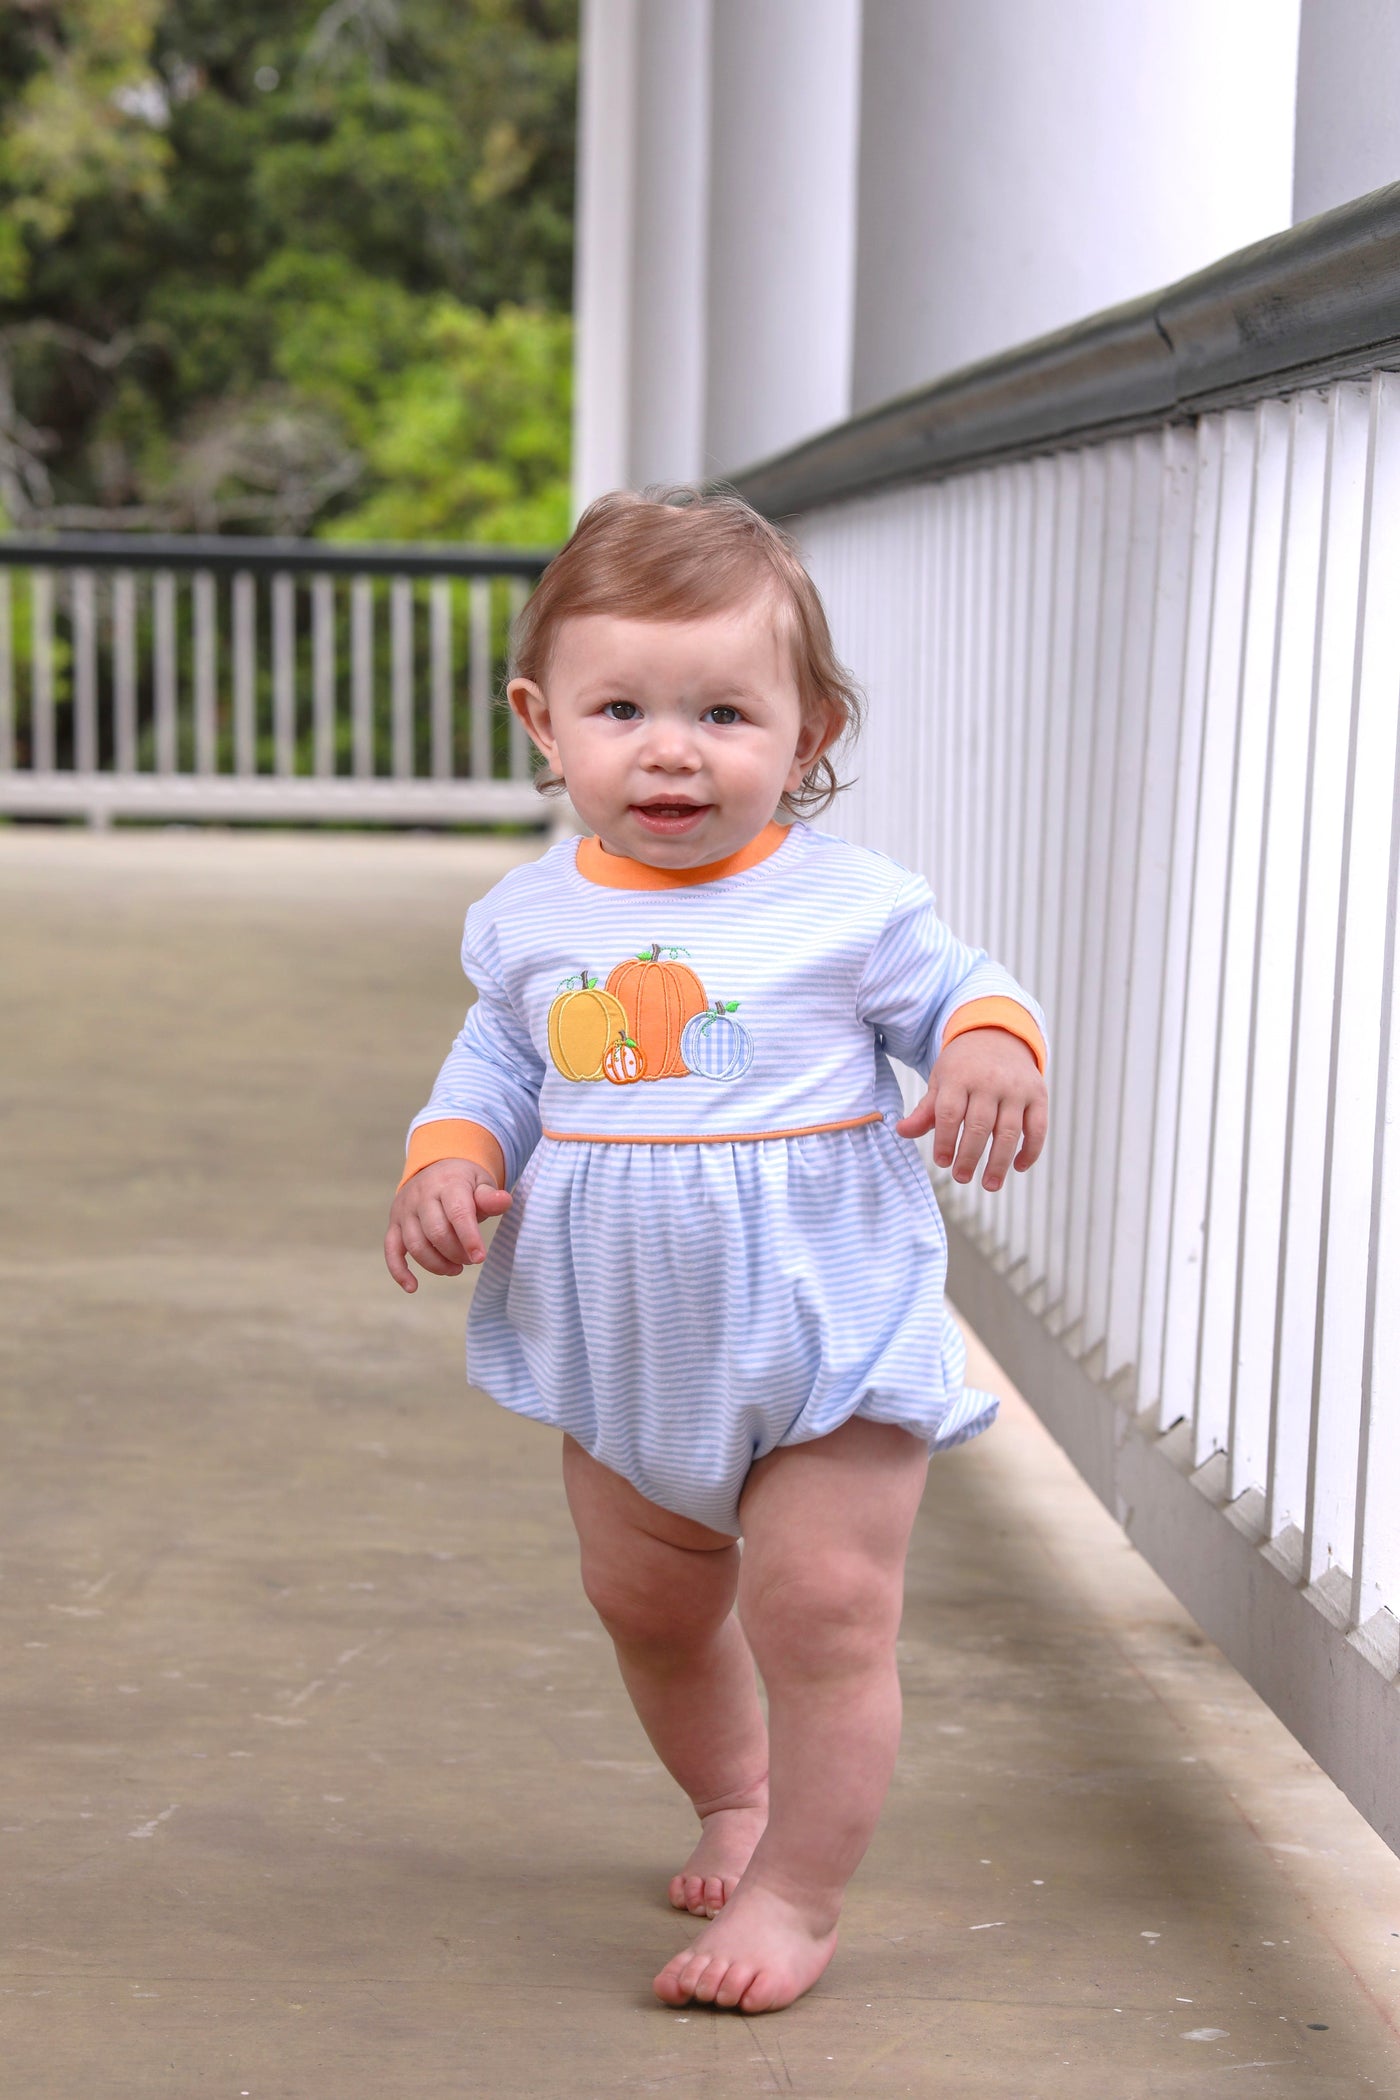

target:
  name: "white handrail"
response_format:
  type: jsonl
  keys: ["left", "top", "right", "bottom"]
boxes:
{"left": 798, "top": 370, "right": 1400, "bottom": 1852}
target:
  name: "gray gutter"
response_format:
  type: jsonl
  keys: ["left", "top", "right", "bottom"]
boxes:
{"left": 729, "top": 181, "right": 1400, "bottom": 520}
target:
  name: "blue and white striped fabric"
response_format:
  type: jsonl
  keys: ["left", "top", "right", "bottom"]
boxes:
{"left": 411, "top": 822, "right": 1046, "bottom": 1534}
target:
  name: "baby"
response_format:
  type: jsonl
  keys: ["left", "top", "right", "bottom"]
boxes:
{"left": 385, "top": 487, "right": 1048, "bottom": 2014}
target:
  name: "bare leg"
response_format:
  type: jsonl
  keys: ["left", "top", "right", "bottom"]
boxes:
{"left": 562, "top": 1438, "right": 770, "bottom": 1915}
{"left": 653, "top": 1417, "right": 928, "bottom": 2013}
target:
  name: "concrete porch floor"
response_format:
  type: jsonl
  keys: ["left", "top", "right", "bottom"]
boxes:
{"left": 2, "top": 824, "right": 1398, "bottom": 2100}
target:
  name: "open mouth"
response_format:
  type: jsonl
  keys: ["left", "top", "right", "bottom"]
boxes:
{"left": 631, "top": 800, "right": 710, "bottom": 832}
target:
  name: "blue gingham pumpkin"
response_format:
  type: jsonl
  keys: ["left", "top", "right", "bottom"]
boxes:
{"left": 680, "top": 1000, "right": 754, "bottom": 1081}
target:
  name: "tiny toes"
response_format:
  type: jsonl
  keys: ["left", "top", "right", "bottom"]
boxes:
{"left": 714, "top": 1962, "right": 759, "bottom": 2010}
{"left": 690, "top": 1958, "right": 726, "bottom": 2005}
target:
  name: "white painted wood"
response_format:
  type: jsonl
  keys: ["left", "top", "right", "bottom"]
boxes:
{"left": 31, "top": 568, "right": 54, "bottom": 772}
{"left": 1246, "top": 394, "right": 1329, "bottom": 1538}
{"left": 1065, "top": 440, "right": 1136, "bottom": 1342}
{"left": 0, "top": 772, "right": 546, "bottom": 826}
{"left": 1160, "top": 411, "right": 1255, "bottom": 1452}
{"left": 1309, "top": 372, "right": 1400, "bottom": 1591}
{"left": 1104, "top": 431, "right": 1199, "bottom": 1382}
{"left": 352, "top": 577, "right": 373, "bottom": 779}
{"left": 1198, "top": 400, "right": 1289, "bottom": 1486}
{"left": 1275, "top": 384, "right": 1370, "bottom": 1581}
{"left": 391, "top": 577, "right": 413, "bottom": 780}
{"left": 508, "top": 578, "right": 531, "bottom": 781}
{"left": 430, "top": 579, "right": 452, "bottom": 782}
{"left": 71, "top": 569, "right": 97, "bottom": 775}
{"left": 1027, "top": 453, "right": 1082, "bottom": 1299}
{"left": 194, "top": 570, "right": 216, "bottom": 776}
{"left": 1138, "top": 419, "right": 1223, "bottom": 1424}
{"left": 1045, "top": 447, "right": 1106, "bottom": 1329}
{"left": 272, "top": 573, "right": 295, "bottom": 778}
{"left": 1354, "top": 756, "right": 1400, "bottom": 1627}
{"left": 114, "top": 571, "right": 137, "bottom": 775}
{"left": 796, "top": 375, "right": 1400, "bottom": 1858}
{"left": 154, "top": 570, "right": 177, "bottom": 775}
{"left": 945, "top": 1224, "right": 1400, "bottom": 1858}
{"left": 233, "top": 572, "right": 255, "bottom": 778}
{"left": 470, "top": 578, "right": 492, "bottom": 779}
{"left": 312, "top": 575, "right": 335, "bottom": 780}
{"left": 573, "top": 0, "right": 639, "bottom": 511}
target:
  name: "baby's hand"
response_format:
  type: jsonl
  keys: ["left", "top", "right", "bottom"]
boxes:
{"left": 895, "top": 1028, "right": 1048, "bottom": 1192}
{"left": 384, "top": 1158, "right": 512, "bottom": 1293}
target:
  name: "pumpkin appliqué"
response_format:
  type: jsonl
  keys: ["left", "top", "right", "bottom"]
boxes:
{"left": 680, "top": 999, "right": 755, "bottom": 1082}
{"left": 548, "top": 970, "right": 629, "bottom": 1080}
{"left": 601, "top": 1031, "right": 647, "bottom": 1085}
{"left": 605, "top": 942, "right": 708, "bottom": 1078}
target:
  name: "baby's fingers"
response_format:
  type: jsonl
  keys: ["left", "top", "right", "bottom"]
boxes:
{"left": 895, "top": 1082, "right": 938, "bottom": 1141}
{"left": 950, "top": 1089, "right": 998, "bottom": 1184}
{"left": 1015, "top": 1090, "right": 1049, "bottom": 1172}
{"left": 438, "top": 1190, "right": 492, "bottom": 1266}
{"left": 930, "top": 1079, "right": 966, "bottom": 1168}
{"left": 982, "top": 1103, "right": 1025, "bottom": 1192}
{"left": 384, "top": 1219, "right": 417, "bottom": 1293}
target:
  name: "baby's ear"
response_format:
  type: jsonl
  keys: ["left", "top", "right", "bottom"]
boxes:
{"left": 791, "top": 698, "right": 844, "bottom": 773}
{"left": 507, "top": 677, "right": 556, "bottom": 763}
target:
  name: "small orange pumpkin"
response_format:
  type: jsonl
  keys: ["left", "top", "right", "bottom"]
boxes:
{"left": 605, "top": 942, "right": 708, "bottom": 1079}
{"left": 548, "top": 969, "right": 629, "bottom": 1080}
{"left": 601, "top": 1031, "right": 648, "bottom": 1086}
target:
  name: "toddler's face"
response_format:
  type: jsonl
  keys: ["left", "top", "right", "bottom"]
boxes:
{"left": 508, "top": 594, "right": 830, "bottom": 867}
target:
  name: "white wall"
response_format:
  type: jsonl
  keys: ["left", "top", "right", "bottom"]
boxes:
{"left": 1293, "top": 0, "right": 1400, "bottom": 223}
{"left": 702, "top": 0, "right": 862, "bottom": 475}
{"left": 851, "top": 0, "right": 1300, "bottom": 415}
{"left": 627, "top": 0, "right": 711, "bottom": 488}
{"left": 571, "top": 0, "right": 638, "bottom": 509}
{"left": 579, "top": 0, "right": 1397, "bottom": 497}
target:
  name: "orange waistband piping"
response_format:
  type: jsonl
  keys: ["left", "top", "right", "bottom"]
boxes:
{"left": 540, "top": 1111, "right": 885, "bottom": 1146}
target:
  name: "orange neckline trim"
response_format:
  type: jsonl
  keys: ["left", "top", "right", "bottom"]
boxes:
{"left": 575, "top": 819, "right": 791, "bottom": 890}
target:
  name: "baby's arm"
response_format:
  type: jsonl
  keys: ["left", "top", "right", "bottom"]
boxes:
{"left": 857, "top": 873, "right": 1049, "bottom": 1193}
{"left": 384, "top": 905, "right": 544, "bottom": 1291}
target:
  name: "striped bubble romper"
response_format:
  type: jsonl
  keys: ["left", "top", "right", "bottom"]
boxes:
{"left": 402, "top": 819, "right": 1047, "bottom": 1536}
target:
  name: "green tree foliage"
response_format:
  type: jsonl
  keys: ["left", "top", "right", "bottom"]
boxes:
{"left": 0, "top": 0, "right": 576, "bottom": 542}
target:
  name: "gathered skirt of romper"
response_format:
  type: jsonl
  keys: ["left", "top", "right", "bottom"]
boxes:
{"left": 465, "top": 1112, "right": 996, "bottom": 1536}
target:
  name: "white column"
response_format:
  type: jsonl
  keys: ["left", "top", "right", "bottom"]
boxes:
{"left": 627, "top": 0, "right": 712, "bottom": 488}
{"left": 851, "top": 0, "right": 1300, "bottom": 415}
{"left": 572, "top": 0, "right": 640, "bottom": 515}
{"left": 1293, "top": 0, "right": 1400, "bottom": 223}
{"left": 703, "top": 0, "right": 862, "bottom": 477}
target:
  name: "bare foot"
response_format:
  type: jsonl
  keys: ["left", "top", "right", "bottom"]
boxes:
{"left": 653, "top": 1881, "right": 839, "bottom": 2013}
{"left": 668, "top": 1799, "right": 768, "bottom": 1917}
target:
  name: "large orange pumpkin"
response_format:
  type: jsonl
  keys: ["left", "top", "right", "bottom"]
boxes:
{"left": 548, "top": 970, "right": 629, "bottom": 1080}
{"left": 605, "top": 942, "right": 708, "bottom": 1079}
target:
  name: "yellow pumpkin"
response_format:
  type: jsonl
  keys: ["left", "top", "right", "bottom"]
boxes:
{"left": 605, "top": 942, "right": 708, "bottom": 1079}
{"left": 548, "top": 971, "right": 629, "bottom": 1080}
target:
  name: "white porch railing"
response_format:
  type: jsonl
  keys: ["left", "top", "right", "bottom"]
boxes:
{"left": 738, "top": 185, "right": 1400, "bottom": 1855}
{"left": 0, "top": 535, "right": 553, "bottom": 827}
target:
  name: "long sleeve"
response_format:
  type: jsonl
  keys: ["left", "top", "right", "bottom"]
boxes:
{"left": 404, "top": 904, "right": 545, "bottom": 1189}
{"left": 855, "top": 873, "right": 1047, "bottom": 1076}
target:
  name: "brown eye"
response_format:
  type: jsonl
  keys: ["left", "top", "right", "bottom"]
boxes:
{"left": 708, "top": 706, "right": 741, "bottom": 725}
{"left": 604, "top": 701, "right": 639, "bottom": 720}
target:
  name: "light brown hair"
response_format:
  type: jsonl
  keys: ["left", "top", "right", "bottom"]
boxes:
{"left": 509, "top": 484, "right": 863, "bottom": 814}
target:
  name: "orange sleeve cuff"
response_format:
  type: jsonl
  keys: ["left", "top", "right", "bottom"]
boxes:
{"left": 940, "top": 996, "right": 1047, "bottom": 1075}
{"left": 397, "top": 1119, "right": 506, "bottom": 1192}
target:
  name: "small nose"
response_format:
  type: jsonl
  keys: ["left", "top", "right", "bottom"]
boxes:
{"left": 642, "top": 716, "right": 702, "bottom": 770}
